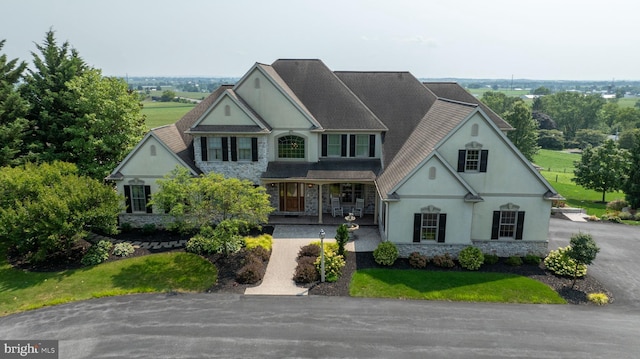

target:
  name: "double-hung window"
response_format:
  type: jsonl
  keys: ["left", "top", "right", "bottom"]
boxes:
{"left": 413, "top": 206, "right": 447, "bottom": 243}
{"left": 327, "top": 134, "right": 342, "bottom": 157}
{"left": 208, "top": 137, "right": 223, "bottom": 161}
{"left": 237, "top": 137, "right": 252, "bottom": 161}
{"left": 457, "top": 145, "right": 488, "bottom": 173}
{"left": 491, "top": 204, "right": 525, "bottom": 240}
{"left": 124, "top": 184, "right": 152, "bottom": 214}
{"left": 355, "top": 135, "right": 369, "bottom": 157}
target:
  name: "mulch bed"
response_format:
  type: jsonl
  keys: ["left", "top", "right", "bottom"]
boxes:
{"left": 309, "top": 252, "right": 613, "bottom": 305}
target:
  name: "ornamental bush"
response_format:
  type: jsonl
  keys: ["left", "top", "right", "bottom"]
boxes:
{"left": 432, "top": 253, "right": 455, "bottom": 268}
{"left": 587, "top": 292, "right": 609, "bottom": 305}
{"left": 315, "top": 248, "right": 345, "bottom": 282}
{"left": 81, "top": 240, "right": 113, "bottom": 266}
{"left": 408, "top": 252, "right": 428, "bottom": 268}
{"left": 523, "top": 254, "right": 542, "bottom": 265}
{"left": 247, "top": 246, "right": 270, "bottom": 262}
{"left": 483, "top": 253, "right": 499, "bottom": 265}
{"left": 505, "top": 256, "right": 523, "bottom": 267}
{"left": 236, "top": 255, "right": 264, "bottom": 284}
{"left": 606, "top": 199, "right": 628, "bottom": 212}
{"left": 373, "top": 241, "right": 398, "bottom": 266}
{"left": 294, "top": 256, "right": 319, "bottom": 283}
{"left": 185, "top": 226, "right": 218, "bottom": 255}
{"left": 458, "top": 246, "right": 484, "bottom": 270}
{"left": 113, "top": 242, "right": 135, "bottom": 257}
{"left": 544, "top": 246, "right": 587, "bottom": 277}
{"left": 298, "top": 244, "right": 321, "bottom": 258}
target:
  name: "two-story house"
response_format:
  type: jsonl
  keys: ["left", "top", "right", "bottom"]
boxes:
{"left": 107, "top": 59, "right": 560, "bottom": 257}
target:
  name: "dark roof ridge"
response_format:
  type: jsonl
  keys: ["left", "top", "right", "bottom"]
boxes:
{"left": 436, "top": 97, "right": 479, "bottom": 108}
{"left": 335, "top": 70, "right": 412, "bottom": 74}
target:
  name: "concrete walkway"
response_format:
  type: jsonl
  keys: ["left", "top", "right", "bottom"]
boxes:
{"left": 244, "top": 225, "right": 381, "bottom": 296}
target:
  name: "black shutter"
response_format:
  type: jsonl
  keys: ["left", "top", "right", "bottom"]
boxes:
{"left": 480, "top": 150, "right": 489, "bottom": 172}
{"left": 515, "top": 212, "right": 525, "bottom": 240}
{"left": 222, "top": 137, "right": 229, "bottom": 161}
{"left": 200, "top": 137, "right": 208, "bottom": 161}
{"left": 321, "top": 134, "right": 328, "bottom": 157}
{"left": 251, "top": 137, "right": 258, "bottom": 162}
{"left": 491, "top": 211, "right": 500, "bottom": 240}
{"left": 437, "top": 214, "right": 447, "bottom": 243}
{"left": 413, "top": 213, "right": 421, "bottom": 243}
{"left": 230, "top": 137, "right": 237, "bottom": 161}
{"left": 124, "top": 185, "right": 132, "bottom": 213}
{"left": 144, "top": 185, "right": 152, "bottom": 213}
{"left": 369, "top": 134, "right": 375, "bottom": 157}
{"left": 457, "top": 150, "right": 466, "bottom": 172}
{"left": 341, "top": 134, "right": 347, "bottom": 157}
{"left": 349, "top": 134, "right": 356, "bottom": 157}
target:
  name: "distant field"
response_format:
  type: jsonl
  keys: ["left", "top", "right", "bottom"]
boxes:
{"left": 617, "top": 97, "right": 639, "bottom": 108}
{"left": 466, "top": 88, "right": 531, "bottom": 97}
{"left": 142, "top": 101, "right": 196, "bottom": 129}
{"left": 533, "top": 149, "right": 625, "bottom": 216}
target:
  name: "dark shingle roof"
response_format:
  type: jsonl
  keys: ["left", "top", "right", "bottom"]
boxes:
{"left": 336, "top": 71, "right": 438, "bottom": 166}
{"left": 262, "top": 159, "right": 381, "bottom": 181}
{"left": 271, "top": 60, "right": 387, "bottom": 131}
{"left": 376, "top": 99, "right": 478, "bottom": 198}
{"left": 422, "top": 82, "right": 513, "bottom": 130}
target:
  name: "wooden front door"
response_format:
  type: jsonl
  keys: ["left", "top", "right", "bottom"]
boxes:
{"left": 279, "top": 183, "right": 305, "bottom": 212}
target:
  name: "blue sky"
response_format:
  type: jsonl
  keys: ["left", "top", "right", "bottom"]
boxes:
{"left": 1, "top": 0, "right": 638, "bottom": 80}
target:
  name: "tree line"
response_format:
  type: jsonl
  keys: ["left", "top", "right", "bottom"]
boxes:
{"left": 480, "top": 90, "right": 640, "bottom": 207}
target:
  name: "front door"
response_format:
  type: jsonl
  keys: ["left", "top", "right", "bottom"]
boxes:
{"left": 279, "top": 183, "right": 305, "bottom": 212}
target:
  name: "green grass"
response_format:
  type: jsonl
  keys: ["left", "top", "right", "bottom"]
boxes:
{"left": 533, "top": 149, "right": 625, "bottom": 216}
{"left": 142, "top": 101, "right": 196, "bottom": 129}
{"left": 0, "top": 246, "right": 217, "bottom": 316}
{"left": 350, "top": 269, "right": 565, "bottom": 304}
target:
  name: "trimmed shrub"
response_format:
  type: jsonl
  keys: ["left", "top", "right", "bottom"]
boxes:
{"left": 120, "top": 222, "right": 133, "bottom": 232}
{"left": 408, "top": 252, "right": 428, "bottom": 268}
{"left": 458, "top": 246, "right": 484, "bottom": 271}
{"left": 315, "top": 248, "right": 345, "bottom": 282}
{"left": 81, "top": 240, "right": 113, "bottom": 266}
{"left": 432, "top": 253, "right": 455, "bottom": 268}
{"left": 294, "top": 256, "right": 319, "bottom": 283}
{"left": 113, "top": 242, "right": 135, "bottom": 257}
{"left": 298, "top": 244, "right": 321, "bottom": 258}
{"left": 523, "top": 254, "right": 541, "bottom": 265}
{"left": 618, "top": 211, "right": 633, "bottom": 220}
{"left": 587, "top": 292, "right": 609, "bottom": 305}
{"left": 142, "top": 223, "right": 156, "bottom": 234}
{"left": 483, "top": 253, "right": 499, "bottom": 265}
{"left": 185, "top": 226, "right": 218, "bottom": 255}
{"left": 335, "top": 224, "right": 350, "bottom": 256}
{"left": 236, "top": 256, "right": 264, "bottom": 284}
{"left": 606, "top": 199, "right": 628, "bottom": 212}
{"left": 544, "top": 246, "right": 587, "bottom": 277}
{"left": 601, "top": 214, "right": 622, "bottom": 223}
{"left": 247, "top": 246, "right": 270, "bottom": 262}
{"left": 373, "top": 242, "right": 398, "bottom": 266}
{"left": 505, "top": 256, "right": 523, "bottom": 266}
{"left": 245, "top": 234, "right": 273, "bottom": 251}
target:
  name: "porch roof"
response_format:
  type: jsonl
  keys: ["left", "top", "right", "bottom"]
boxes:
{"left": 262, "top": 159, "right": 380, "bottom": 182}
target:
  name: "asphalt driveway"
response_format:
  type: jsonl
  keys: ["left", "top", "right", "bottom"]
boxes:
{"left": 548, "top": 217, "right": 640, "bottom": 308}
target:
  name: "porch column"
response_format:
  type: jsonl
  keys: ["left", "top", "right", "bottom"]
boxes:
{"left": 374, "top": 193, "right": 378, "bottom": 225}
{"left": 318, "top": 184, "right": 323, "bottom": 224}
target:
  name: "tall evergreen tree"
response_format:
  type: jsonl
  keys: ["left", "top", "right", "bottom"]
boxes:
{"left": 0, "top": 40, "right": 30, "bottom": 166}
{"left": 19, "top": 30, "right": 145, "bottom": 179}
{"left": 623, "top": 133, "right": 640, "bottom": 209}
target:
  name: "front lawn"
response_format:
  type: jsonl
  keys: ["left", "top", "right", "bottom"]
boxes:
{"left": 350, "top": 269, "right": 566, "bottom": 304}
{"left": 0, "top": 248, "right": 217, "bottom": 316}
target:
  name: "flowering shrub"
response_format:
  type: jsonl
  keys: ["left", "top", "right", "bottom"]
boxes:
{"left": 314, "top": 247, "right": 345, "bottom": 282}
{"left": 373, "top": 242, "right": 398, "bottom": 266}
{"left": 81, "top": 240, "right": 113, "bottom": 266}
{"left": 544, "top": 246, "right": 587, "bottom": 277}
{"left": 408, "top": 252, "right": 428, "bottom": 268}
{"left": 458, "top": 246, "right": 484, "bottom": 270}
{"left": 113, "top": 242, "right": 135, "bottom": 257}
{"left": 606, "top": 199, "right": 628, "bottom": 212}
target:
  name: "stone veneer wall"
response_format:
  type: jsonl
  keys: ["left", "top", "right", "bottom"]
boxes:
{"left": 194, "top": 136, "right": 268, "bottom": 183}
{"left": 119, "top": 214, "right": 172, "bottom": 229}
{"left": 394, "top": 240, "right": 548, "bottom": 258}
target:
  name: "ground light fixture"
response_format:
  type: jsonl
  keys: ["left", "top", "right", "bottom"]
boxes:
{"left": 319, "top": 228, "right": 325, "bottom": 282}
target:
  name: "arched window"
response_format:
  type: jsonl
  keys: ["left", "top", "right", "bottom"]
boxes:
{"left": 254, "top": 77, "right": 261, "bottom": 89}
{"left": 277, "top": 135, "right": 305, "bottom": 159}
{"left": 224, "top": 105, "right": 231, "bottom": 116}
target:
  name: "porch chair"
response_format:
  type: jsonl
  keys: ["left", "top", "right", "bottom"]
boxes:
{"left": 331, "top": 197, "right": 343, "bottom": 217}
{"left": 354, "top": 198, "right": 365, "bottom": 218}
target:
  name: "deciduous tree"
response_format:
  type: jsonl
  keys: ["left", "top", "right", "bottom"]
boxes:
{"left": 503, "top": 101, "right": 539, "bottom": 161}
{"left": 152, "top": 167, "right": 273, "bottom": 232}
{"left": 623, "top": 133, "right": 640, "bottom": 209}
{"left": 566, "top": 233, "right": 600, "bottom": 289}
{"left": 573, "top": 140, "right": 629, "bottom": 203}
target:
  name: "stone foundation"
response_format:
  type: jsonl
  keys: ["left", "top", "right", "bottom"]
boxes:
{"left": 395, "top": 240, "right": 548, "bottom": 258}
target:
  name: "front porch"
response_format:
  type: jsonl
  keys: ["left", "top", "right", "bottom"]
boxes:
{"left": 268, "top": 213, "right": 377, "bottom": 226}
